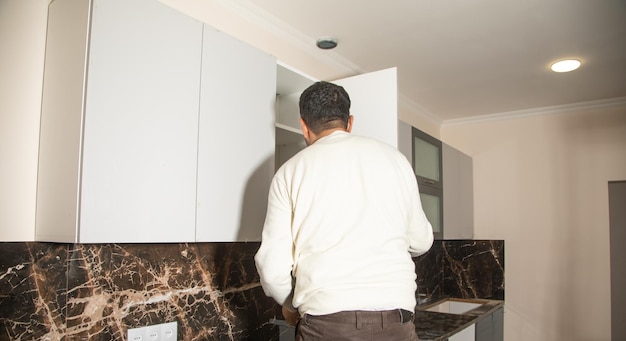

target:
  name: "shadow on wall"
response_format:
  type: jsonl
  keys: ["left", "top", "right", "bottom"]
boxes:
{"left": 237, "top": 155, "right": 273, "bottom": 242}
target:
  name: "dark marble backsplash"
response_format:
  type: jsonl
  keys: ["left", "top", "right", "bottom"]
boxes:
{"left": 414, "top": 240, "right": 505, "bottom": 303}
{"left": 0, "top": 240, "right": 503, "bottom": 340}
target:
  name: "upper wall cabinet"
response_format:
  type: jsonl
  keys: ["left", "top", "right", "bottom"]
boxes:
{"left": 37, "top": 0, "right": 203, "bottom": 243}
{"left": 274, "top": 64, "right": 312, "bottom": 175}
{"left": 408, "top": 128, "right": 474, "bottom": 239}
{"left": 413, "top": 128, "right": 443, "bottom": 189}
{"left": 411, "top": 128, "right": 443, "bottom": 239}
{"left": 443, "top": 143, "right": 474, "bottom": 239}
{"left": 37, "top": 0, "right": 396, "bottom": 243}
{"left": 195, "top": 26, "right": 276, "bottom": 242}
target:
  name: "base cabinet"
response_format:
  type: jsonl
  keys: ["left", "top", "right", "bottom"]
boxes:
{"left": 475, "top": 307, "right": 504, "bottom": 341}
{"left": 448, "top": 323, "right": 475, "bottom": 341}
{"left": 443, "top": 307, "right": 503, "bottom": 341}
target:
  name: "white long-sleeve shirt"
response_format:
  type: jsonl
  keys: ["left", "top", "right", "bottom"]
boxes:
{"left": 255, "top": 131, "right": 433, "bottom": 316}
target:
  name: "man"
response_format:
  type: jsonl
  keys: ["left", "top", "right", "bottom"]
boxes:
{"left": 255, "top": 81, "right": 433, "bottom": 340}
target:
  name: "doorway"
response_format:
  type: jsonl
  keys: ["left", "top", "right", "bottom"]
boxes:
{"left": 609, "top": 181, "right": 626, "bottom": 341}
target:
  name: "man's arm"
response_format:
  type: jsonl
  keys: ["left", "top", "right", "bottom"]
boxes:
{"left": 254, "top": 177, "right": 296, "bottom": 308}
{"left": 407, "top": 185, "right": 434, "bottom": 257}
{"left": 282, "top": 306, "right": 299, "bottom": 326}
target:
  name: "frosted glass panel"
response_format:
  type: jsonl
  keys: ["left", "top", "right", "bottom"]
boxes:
{"left": 420, "top": 193, "right": 442, "bottom": 234}
{"left": 414, "top": 137, "right": 440, "bottom": 182}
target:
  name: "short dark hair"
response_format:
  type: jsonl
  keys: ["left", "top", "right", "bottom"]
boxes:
{"left": 299, "top": 81, "right": 351, "bottom": 135}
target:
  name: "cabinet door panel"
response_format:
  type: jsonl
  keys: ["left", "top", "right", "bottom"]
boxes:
{"left": 443, "top": 143, "right": 474, "bottom": 239}
{"left": 80, "top": 0, "right": 202, "bottom": 242}
{"left": 196, "top": 26, "right": 276, "bottom": 242}
{"left": 334, "top": 68, "right": 398, "bottom": 148}
{"left": 475, "top": 307, "right": 503, "bottom": 341}
{"left": 36, "top": 0, "right": 91, "bottom": 242}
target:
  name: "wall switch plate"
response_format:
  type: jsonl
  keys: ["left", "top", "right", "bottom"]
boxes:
{"left": 128, "top": 327, "right": 144, "bottom": 341}
{"left": 127, "top": 321, "right": 177, "bottom": 341}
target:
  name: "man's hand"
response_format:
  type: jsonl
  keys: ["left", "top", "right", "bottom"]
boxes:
{"left": 282, "top": 305, "right": 300, "bottom": 326}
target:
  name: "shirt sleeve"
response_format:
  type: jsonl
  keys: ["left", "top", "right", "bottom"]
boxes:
{"left": 407, "top": 178, "right": 434, "bottom": 257}
{"left": 254, "top": 175, "right": 296, "bottom": 309}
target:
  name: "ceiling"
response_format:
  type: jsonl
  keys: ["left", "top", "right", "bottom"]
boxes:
{"left": 231, "top": 0, "right": 626, "bottom": 123}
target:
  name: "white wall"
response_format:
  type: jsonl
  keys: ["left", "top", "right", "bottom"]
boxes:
{"left": 0, "top": 0, "right": 49, "bottom": 241}
{"left": 442, "top": 105, "right": 626, "bottom": 340}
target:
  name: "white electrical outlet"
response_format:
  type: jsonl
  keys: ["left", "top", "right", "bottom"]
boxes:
{"left": 127, "top": 321, "right": 177, "bottom": 341}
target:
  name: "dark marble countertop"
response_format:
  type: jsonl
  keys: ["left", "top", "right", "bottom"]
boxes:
{"left": 415, "top": 298, "right": 504, "bottom": 341}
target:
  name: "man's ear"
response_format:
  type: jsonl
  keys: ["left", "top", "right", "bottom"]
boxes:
{"left": 299, "top": 118, "right": 313, "bottom": 145}
{"left": 346, "top": 115, "right": 354, "bottom": 133}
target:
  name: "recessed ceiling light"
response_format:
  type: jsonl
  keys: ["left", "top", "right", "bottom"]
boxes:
{"left": 316, "top": 37, "right": 338, "bottom": 50}
{"left": 550, "top": 59, "right": 581, "bottom": 73}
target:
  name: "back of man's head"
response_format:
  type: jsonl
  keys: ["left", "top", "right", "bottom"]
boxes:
{"left": 299, "top": 81, "right": 351, "bottom": 135}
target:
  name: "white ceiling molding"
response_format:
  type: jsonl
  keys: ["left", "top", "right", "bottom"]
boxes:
{"left": 441, "top": 97, "right": 626, "bottom": 127}
{"left": 398, "top": 94, "right": 442, "bottom": 127}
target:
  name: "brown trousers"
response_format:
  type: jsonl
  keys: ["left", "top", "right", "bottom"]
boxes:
{"left": 295, "top": 309, "right": 419, "bottom": 341}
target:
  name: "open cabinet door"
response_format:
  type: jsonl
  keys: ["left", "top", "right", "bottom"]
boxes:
{"left": 333, "top": 67, "right": 398, "bottom": 148}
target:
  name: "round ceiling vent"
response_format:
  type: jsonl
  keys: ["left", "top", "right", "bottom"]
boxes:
{"left": 316, "top": 37, "right": 338, "bottom": 50}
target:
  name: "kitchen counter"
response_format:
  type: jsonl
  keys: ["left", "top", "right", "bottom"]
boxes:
{"left": 415, "top": 298, "right": 504, "bottom": 340}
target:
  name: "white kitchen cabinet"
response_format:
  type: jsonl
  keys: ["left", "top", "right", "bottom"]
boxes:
{"left": 36, "top": 0, "right": 203, "bottom": 242}
{"left": 406, "top": 128, "right": 474, "bottom": 239}
{"left": 274, "top": 63, "right": 311, "bottom": 171}
{"left": 398, "top": 121, "right": 413, "bottom": 162}
{"left": 411, "top": 128, "right": 444, "bottom": 239}
{"left": 197, "top": 62, "right": 397, "bottom": 241}
{"left": 450, "top": 323, "right": 476, "bottom": 341}
{"left": 195, "top": 26, "right": 276, "bottom": 242}
{"left": 475, "top": 307, "right": 504, "bottom": 341}
{"left": 36, "top": 0, "right": 397, "bottom": 243}
{"left": 443, "top": 143, "right": 474, "bottom": 239}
